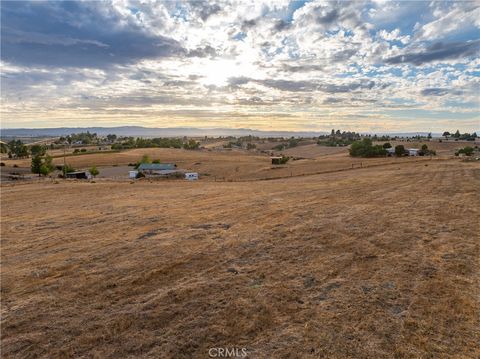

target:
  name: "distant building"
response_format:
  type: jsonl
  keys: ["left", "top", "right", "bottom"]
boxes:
{"left": 408, "top": 149, "right": 420, "bottom": 156}
{"left": 66, "top": 171, "right": 92, "bottom": 179}
{"left": 185, "top": 172, "right": 198, "bottom": 180}
{"left": 137, "top": 163, "right": 176, "bottom": 174}
{"left": 386, "top": 148, "right": 395, "bottom": 156}
{"left": 129, "top": 170, "right": 138, "bottom": 179}
{"left": 271, "top": 156, "right": 283, "bottom": 165}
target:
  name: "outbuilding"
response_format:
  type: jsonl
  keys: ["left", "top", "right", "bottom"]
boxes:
{"left": 66, "top": 171, "right": 92, "bottom": 179}
{"left": 129, "top": 170, "right": 138, "bottom": 179}
{"left": 271, "top": 156, "right": 283, "bottom": 165}
{"left": 408, "top": 148, "right": 420, "bottom": 156}
{"left": 185, "top": 172, "right": 199, "bottom": 180}
{"left": 137, "top": 163, "right": 176, "bottom": 175}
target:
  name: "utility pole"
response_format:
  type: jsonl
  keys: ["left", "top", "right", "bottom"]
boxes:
{"left": 63, "top": 142, "right": 67, "bottom": 178}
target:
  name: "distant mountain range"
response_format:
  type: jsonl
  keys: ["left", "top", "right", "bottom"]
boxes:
{"left": 0, "top": 126, "right": 442, "bottom": 138}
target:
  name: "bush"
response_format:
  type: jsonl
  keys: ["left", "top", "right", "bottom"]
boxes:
{"left": 456, "top": 146, "right": 474, "bottom": 156}
{"left": 80, "top": 148, "right": 87, "bottom": 152}
{"left": 136, "top": 171, "right": 145, "bottom": 179}
{"left": 349, "top": 138, "right": 387, "bottom": 157}
{"left": 183, "top": 139, "right": 200, "bottom": 150}
{"left": 395, "top": 145, "right": 406, "bottom": 156}
{"left": 383, "top": 142, "right": 392, "bottom": 149}
{"left": 89, "top": 166, "right": 99, "bottom": 177}
{"left": 64, "top": 164, "right": 76, "bottom": 173}
{"left": 0, "top": 162, "right": 5, "bottom": 166}
{"left": 73, "top": 149, "right": 80, "bottom": 154}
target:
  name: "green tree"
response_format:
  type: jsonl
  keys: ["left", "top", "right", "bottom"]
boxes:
{"left": 183, "top": 139, "right": 200, "bottom": 150}
{"left": 64, "top": 164, "right": 75, "bottom": 174}
{"left": 442, "top": 131, "right": 450, "bottom": 140}
{"left": 43, "top": 155, "right": 55, "bottom": 173}
{"left": 421, "top": 144, "right": 428, "bottom": 151}
{"left": 89, "top": 166, "right": 99, "bottom": 177}
{"left": 8, "top": 140, "right": 29, "bottom": 158}
{"left": 395, "top": 145, "right": 406, "bottom": 156}
{"left": 31, "top": 155, "right": 43, "bottom": 176}
{"left": 457, "top": 146, "right": 474, "bottom": 156}
{"left": 383, "top": 142, "right": 392, "bottom": 149}
{"left": 454, "top": 130, "right": 461, "bottom": 138}
{"left": 0, "top": 142, "right": 8, "bottom": 153}
{"left": 30, "top": 144, "right": 47, "bottom": 157}
{"left": 32, "top": 154, "right": 55, "bottom": 176}
{"left": 140, "top": 154, "right": 152, "bottom": 164}
{"left": 349, "top": 138, "right": 386, "bottom": 157}
{"left": 427, "top": 132, "right": 432, "bottom": 140}
{"left": 39, "top": 164, "right": 50, "bottom": 176}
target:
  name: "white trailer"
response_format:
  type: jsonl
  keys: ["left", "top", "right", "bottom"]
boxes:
{"left": 129, "top": 170, "right": 138, "bottom": 179}
{"left": 185, "top": 172, "right": 199, "bottom": 180}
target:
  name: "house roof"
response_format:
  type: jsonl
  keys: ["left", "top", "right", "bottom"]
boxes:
{"left": 66, "top": 171, "right": 90, "bottom": 175}
{"left": 138, "top": 163, "right": 175, "bottom": 171}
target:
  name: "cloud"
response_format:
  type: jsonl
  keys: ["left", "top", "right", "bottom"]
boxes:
{"left": 421, "top": 88, "right": 463, "bottom": 96}
{"left": 281, "top": 64, "right": 324, "bottom": 73}
{"left": 385, "top": 40, "right": 480, "bottom": 65}
{"left": 414, "top": 3, "right": 480, "bottom": 42}
{"left": 1, "top": 0, "right": 479, "bottom": 132}
{"left": 228, "top": 77, "right": 380, "bottom": 93}
{"left": 0, "top": 1, "right": 185, "bottom": 68}
{"left": 186, "top": 45, "right": 218, "bottom": 58}
{"left": 189, "top": 2, "right": 222, "bottom": 22}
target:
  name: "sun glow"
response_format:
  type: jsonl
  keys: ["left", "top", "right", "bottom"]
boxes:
{"left": 200, "top": 59, "right": 239, "bottom": 86}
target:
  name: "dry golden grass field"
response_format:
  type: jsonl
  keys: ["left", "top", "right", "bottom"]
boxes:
{"left": 2, "top": 139, "right": 469, "bottom": 182}
{"left": 1, "top": 156, "right": 479, "bottom": 358}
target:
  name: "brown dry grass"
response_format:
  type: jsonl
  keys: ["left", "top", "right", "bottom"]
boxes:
{"left": 1, "top": 158, "right": 479, "bottom": 358}
{"left": 1, "top": 143, "right": 459, "bottom": 182}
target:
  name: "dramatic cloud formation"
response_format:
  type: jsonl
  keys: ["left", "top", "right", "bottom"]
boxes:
{"left": 1, "top": 0, "right": 479, "bottom": 132}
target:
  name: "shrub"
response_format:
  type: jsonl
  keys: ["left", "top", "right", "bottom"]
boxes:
{"left": 80, "top": 148, "right": 87, "bottom": 152}
{"left": 140, "top": 154, "right": 151, "bottom": 164}
{"left": 395, "top": 145, "right": 406, "bottom": 156}
{"left": 136, "top": 171, "right": 145, "bottom": 179}
{"left": 183, "top": 139, "right": 200, "bottom": 150}
{"left": 0, "top": 162, "right": 5, "bottom": 166}
{"left": 89, "top": 166, "right": 99, "bottom": 177}
{"left": 279, "top": 156, "right": 290, "bottom": 164}
{"left": 349, "top": 138, "right": 387, "bottom": 157}
{"left": 456, "top": 146, "right": 474, "bottom": 156}
{"left": 64, "top": 164, "right": 75, "bottom": 173}
{"left": 383, "top": 142, "right": 392, "bottom": 149}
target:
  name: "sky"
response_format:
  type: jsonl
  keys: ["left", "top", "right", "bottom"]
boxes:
{"left": 1, "top": 0, "right": 479, "bottom": 132}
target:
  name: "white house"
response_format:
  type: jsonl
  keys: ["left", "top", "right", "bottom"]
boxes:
{"left": 408, "top": 148, "right": 420, "bottom": 156}
{"left": 129, "top": 170, "right": 138, "bottom": 179}
{"left": 185, "top": 172, "right": 199, "bottom": 180}
{"left": 386, "top": 147, "right": 395, "bottom": 156}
